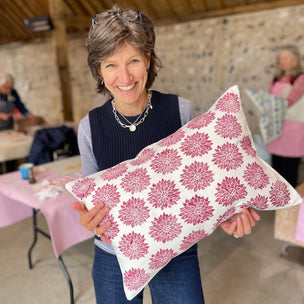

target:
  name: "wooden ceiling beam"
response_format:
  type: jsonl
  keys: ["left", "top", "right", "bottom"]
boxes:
{"left": 0, "top": 24, "right": 15, "bottom": 39}
{"left": 173, "top": 0, "right": 304, "bottom": 23}
{"left": 210, "top": 0, "right": 226, "bottom": 10}
{"left": 49, "top": 0, "right": 73, "bottom": 121}
{"left": 25, "top": 0, "right": 46, "bottom": 16}
{"left": 89, "top": 0, "right": 107, "bottom": 13}
{"left": 18, "top": 0, "right": 37, "bottom": 17}
{"left": 75, "top": 0, "right": 96, "bottom": 16}
{"left": 65, "top": 15, "right": 91, "bottom": 30}
{"left": 169, "top": 0, "right": 194, "bottom": 16}
{"left": 188, "top": 0, "right": 207, "bottom": 12}
{"left": 0, "top": 3, "right": 28, "bottom": 38}
{"left": 99, "top": 0, "right": 116, "bottom": 10}
{"left": 133, "top": 0, "right": 160, "bottom": 20}
{"left": 64, "top": 0, "right": 86, "bottom": 16}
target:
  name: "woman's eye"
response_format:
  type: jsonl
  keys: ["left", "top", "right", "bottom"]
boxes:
{"left": 106, "top": 64, "right": 114, "bottom": 68}
{"left": 131, "top": 59, "right": 139, "bottom": 64}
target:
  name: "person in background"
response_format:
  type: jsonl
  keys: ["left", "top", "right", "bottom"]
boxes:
{"left": 72, "top": 5, "right": 260, "bottom": 304}
{"left": 0, "top": 73, "right": 37, "bottom": 172}
{"left": 0, "top": 73, "right": 36, "bottom": 131}
{"left": 267, "top": 45, "right": 304, "bottom": 187}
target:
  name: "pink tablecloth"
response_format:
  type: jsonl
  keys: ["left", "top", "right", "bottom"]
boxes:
{"left": 0, "top": 156, "right": 93, "bottom": 257}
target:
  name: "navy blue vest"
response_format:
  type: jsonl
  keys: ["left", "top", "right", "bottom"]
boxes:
{"left": 89, "top": 90, "right": 182, "bottom": 171}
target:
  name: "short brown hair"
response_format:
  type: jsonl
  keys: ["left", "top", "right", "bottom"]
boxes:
{"left": 87, "top": 4, "right": 162, "bottom": 95}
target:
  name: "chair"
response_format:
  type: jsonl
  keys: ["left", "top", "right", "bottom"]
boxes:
{"left": 27, "top": 126, "right": 79, "bottom": 165}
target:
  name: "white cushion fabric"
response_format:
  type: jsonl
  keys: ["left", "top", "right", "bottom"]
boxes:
{"left": 66, "top": 85, "right": 302, "bottom": 300}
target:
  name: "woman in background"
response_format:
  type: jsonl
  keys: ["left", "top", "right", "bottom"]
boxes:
{"left": 268, "top": 45, "right": 304, "bottom": 187}
{"left": 0, "top": 73, "right": 37, "bottom": 172}
{"left": 0, "top": 73, "right": 36, "bottom": 131}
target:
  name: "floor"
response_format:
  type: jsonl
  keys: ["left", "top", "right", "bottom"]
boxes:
{"left": 1, "top": 162, "right": 304, "bottom": 304}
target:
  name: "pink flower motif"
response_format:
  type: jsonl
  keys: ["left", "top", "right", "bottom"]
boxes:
{"left": 240, "top": 136, "right": 256, "bottom": 157}
{"left": 187, "top": 112, "right": 215, "bottom": 129}
{"left": 249, "top": 195, "right": 268, "bottom": 210}
{"left": 216, "top": 177, "right": 247, "bottom": 206}
{"left": 180, "top": 195, "right": 214, "bottom": 225}
{"left": 120, "top": 168, "right": 151, "bottom": 194}
{"left": 72, "top": 177, "right": 96, "bottom": 199}
{"left": 100, "top": 163, "right": 128, "bottom": 181}
{"left": 148, "top": 179, "right": 180, "bottom": 210}
{"left": 243, "top": 163, "right": 270, "bottom": 189}
{"left": 270, "top": 180, "right": 291, "bottom": 207}
{"left": 215, "top": 92, "right": 240, "bottom": 113}
{"left": 130, "top": 148, "right": 155, "bottom": 166}
{"left": 99, "top": 214, "right": 119, "bottom": 240}
{"left": 212, "top": 142, "right": 243, "bottom": 171}
{"left": 215, "top": 114, "right": 242, "bottom": 139}
{"left": 180, "top": 132, "right": 212, "bottom": 157}
{"left": 124, "top": 268, "right": 150, "bottom": 291}
{"left": 180, "top": 161, "right": 214, "bottom": 191}
{"left": 148, "top": 248, "right": 178, "bottom": 270}
{"left": 92, "top": 184, "right": 120, "bottom": 208}
{"left": 118, "top": 232, "right": 149, "bottom": 260}
{"left": 159, "top": 129, "right": 185, "bottom": 147}
{"left": 149, "top": 213, "right": 182, "bottom": 243}
{"left": 180, "top": 230, "right": 208, "bottom": 250}
{"left": 150, "top": 149, "right": 182, "bottom": 175}
{"left": 118, "top": 197, "right": 150, "bottom": 227}
{"left": 212, "top": 207, "right": 237, "bottom": 230}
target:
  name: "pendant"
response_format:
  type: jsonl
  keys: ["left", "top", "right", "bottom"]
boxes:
{"left": 129, "top": 124, "right": 136, "bottom": 132}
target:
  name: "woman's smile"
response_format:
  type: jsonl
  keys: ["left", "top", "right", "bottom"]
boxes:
{"left": 100, "top": 42, "right": 150, "bottom": 116}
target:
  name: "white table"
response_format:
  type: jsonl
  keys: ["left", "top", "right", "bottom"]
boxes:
{"left": 0, "top": 130, "right": 33, "bottom": 173}
{"left": 0, "top": 130, "right": 33, "bottom": 162}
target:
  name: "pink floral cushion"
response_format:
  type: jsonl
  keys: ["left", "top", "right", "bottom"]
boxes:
{"left": 65, "top": 85, "right": 302, "bottom": 300}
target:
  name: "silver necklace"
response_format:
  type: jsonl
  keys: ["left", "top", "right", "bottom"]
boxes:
{"left": 111, "top": 92, "right": 152, "bottom": 132}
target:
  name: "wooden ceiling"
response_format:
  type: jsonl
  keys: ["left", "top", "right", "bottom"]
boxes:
{"left": 1, "top": 0, "right": 304, "bottom": 45}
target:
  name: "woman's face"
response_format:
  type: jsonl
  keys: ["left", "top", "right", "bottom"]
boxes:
{"left": 99, "top": 42, "right": 150, "bottom": 115}
{"left": 0, "top": 81, "right": 13, "bottom": 95}
{"left": 279, "top": 50, "right": 296, "bottom": 73}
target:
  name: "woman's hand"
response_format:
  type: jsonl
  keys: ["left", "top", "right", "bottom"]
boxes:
{"left": 220, "top": 208, "right": 260, "bottom": 238}
{"left": 27, "top": 113, "right": 38, "bottom": 121}
{"left": 72, "top": 201, "right": 112, "bottom": 243}
{"left": 0, "top": 112, "right": 12, "bottom": 120}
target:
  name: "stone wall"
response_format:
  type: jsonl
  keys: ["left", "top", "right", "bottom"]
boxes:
{"left": 0, "top": 4, "right": 303, "bottom": 130}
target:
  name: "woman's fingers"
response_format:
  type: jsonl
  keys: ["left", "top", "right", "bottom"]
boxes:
{"left": 72, "top": 202, "right": 87, "bottom": 212}
{"left": 96, "top": 221, "right": 112, "bottom": 243}
{"left": 87, "top": 205, "right": 110, "bottom": 232}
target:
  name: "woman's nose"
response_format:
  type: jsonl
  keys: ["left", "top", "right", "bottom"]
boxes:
{"left": 120, "top": 67, "right": 132, "bottom": 83}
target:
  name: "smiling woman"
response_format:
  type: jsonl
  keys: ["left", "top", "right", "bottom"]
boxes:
{"left": 71, "top": 4, "right": 260, "bottom": 304}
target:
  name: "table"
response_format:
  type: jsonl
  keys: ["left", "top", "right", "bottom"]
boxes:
{"left": 0, "top": 130, "right": 33, "bottom": 162}
{"left": 0, "top": 155, "right": 93, "bottom": 304}
{"left": 274, "top": 182, "right": 304, "bottom": 262}
{"left": 0, "top": 130, "right": 33, "bottom": 173}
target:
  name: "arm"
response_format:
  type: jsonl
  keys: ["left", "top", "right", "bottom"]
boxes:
{"left": 12, "top": 89, "right": 29, "bottom": 116}
{"left": 286, "top": 74, "right": 304, "bottom": 107}
{"left": 73, "top": 115, "right": 111, "bottom": 242}
{"left": 77, "top": 116, "right": 99, "bottom": 177}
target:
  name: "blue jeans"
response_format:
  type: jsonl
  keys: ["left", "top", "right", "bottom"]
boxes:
{"left": 92, "top": 244, "right": 205, "bottom": 304}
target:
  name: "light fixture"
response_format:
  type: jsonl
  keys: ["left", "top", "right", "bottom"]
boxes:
{"left": 24, "top": 15, "right": 53, "bottom": 33}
